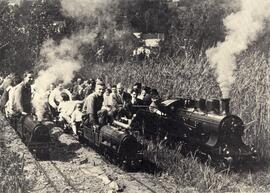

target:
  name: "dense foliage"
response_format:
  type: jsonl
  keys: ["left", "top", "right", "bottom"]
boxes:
{"left": 0, "top": 0, "right": 233, "bottom": 73}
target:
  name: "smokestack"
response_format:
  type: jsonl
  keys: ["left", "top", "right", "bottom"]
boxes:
{"left": 176, "top": 98, "right": 185, "bottom": 108}
{"left": 221, "top": 98, "right": 231, "bottom": 115}
{"left": 212, "top": 99, "right": 221, "bottom": 114}
{"left": 195, "top": 98, "right": 206, "bottom": 112}
{"left": 206, "top": 99, "right": 215, "bottom": 114}
{"left": 184, "top": 99, "right": 195, "bottom": 109}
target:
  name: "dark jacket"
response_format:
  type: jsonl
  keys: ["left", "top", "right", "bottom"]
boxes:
{"left": 13, "top": 82, "right": 32, "bottom": 114}
{"left": 83, "top": 93, "right": 103, "bottom": 125}
{"left": 129, "top": 98, "right": 144, "bottom": 115}
{"left": 111, "top": 92, "right": 131, "bottom": 108}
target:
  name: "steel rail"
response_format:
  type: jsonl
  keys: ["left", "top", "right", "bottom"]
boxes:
{"left": 33, "top": 159, "right": 80, "bottom": 193}
{"left": 50, "top": 160, "right": 80, "bottom": 193}
{"left": 34, "top": 160, "right": 61, "bottom": 193}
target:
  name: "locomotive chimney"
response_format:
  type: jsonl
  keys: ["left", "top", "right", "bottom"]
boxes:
{"left": 206, "top": 99, "right": 215, "bottom": 114}
{"left": 196, "top": 99, "right": 206, "bottom": 112}
{"left": 212, "top": 99, "right": 221, "bottom": 114}
{"left": 184, "top": 98, "right": 195, "bottom": 109}
{"left": 221, "top": 98, "right": 230, "bottom": 115}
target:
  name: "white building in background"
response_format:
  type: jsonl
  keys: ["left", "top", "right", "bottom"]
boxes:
{"left": 132, "top": 32, "right": 164, "bottom": 59}
{"left": 141, "top": 33, "right": 165, "bottom": 48}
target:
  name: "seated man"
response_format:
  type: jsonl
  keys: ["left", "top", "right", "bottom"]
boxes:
{"left": 138, "top": 86, "right": 152, "bottom": 106}
{"left": 81, "top": 79, "right": 95, "bottom": 100}
{"left": 149, "top": 89, "right": 166, "bottom": 116}
{"left": 126, "top": 89, "right": 144, "bottom": 117}
{"left": 110, "top": 83, "right": 131, "bottom": 119}
{"left": 82, "top": 80, "right": 107, "bottom": 128}
{"left": 72, "top": 77, "right": 84, "bottom": 100}
{"left": 102, "top": 87, "right": 112, "bottom": 111}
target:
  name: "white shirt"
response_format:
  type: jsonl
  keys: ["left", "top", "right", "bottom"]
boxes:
{"left": 71, "top": 109, "right": 83, "bottom": 122}
{"left": 48, "top": 88, "right": 72, "bottom": 108}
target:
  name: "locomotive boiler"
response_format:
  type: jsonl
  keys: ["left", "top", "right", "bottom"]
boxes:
{"left": 130, "top": 98, "right": 257, "bottom": 167}
{"left": 11, "top": 114, "right": 53, "bottom": 160}
{"left": 77, "top": 123, "right": 143, "bottom": 170}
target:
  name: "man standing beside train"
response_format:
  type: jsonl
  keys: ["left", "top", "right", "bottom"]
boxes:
{"left": 13, "top": 71, "right": 34, "bottom": 115}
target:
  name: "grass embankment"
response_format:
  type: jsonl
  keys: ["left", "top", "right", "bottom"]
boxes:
{"left": 145, "top": 142, "right": 270, "bottom": 193}
{"left": 0, "top": 120, "right": 29, "bottom": 193}
{"left": 0, "top": 149, "right": 29, "bottom": 193}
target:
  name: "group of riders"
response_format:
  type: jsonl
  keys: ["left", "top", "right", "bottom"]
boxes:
{"left": 0, "top": 71, "right": 165, "bottom": 135}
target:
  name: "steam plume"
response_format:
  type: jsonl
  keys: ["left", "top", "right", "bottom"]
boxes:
{"left": 32, "top": 31, "right": 96, "bottom": 120}
{"left": 206, "top": 0, "right": 270, "bottom": 98}
{"left": 32, "top": 0, "right": 112, "bottom": 120}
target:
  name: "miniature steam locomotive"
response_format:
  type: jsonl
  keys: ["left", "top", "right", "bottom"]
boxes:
{"left": 9, "top": 114, "right": 53, "bottom": 160}
{"left": 116, "top": 98, "right": 257, "bottom": 167}
{"left": 77, "top": 122, "right": 143, "bottom": 170}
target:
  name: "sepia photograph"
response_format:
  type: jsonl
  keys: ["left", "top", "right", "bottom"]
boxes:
{"left": 0, "top": 0, "right": 269, "bottom": 192}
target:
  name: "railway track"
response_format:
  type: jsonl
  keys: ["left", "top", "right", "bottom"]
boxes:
{"left": 82, "top": 144, "right": 172, "bottom": 193}
{"left": 34, "top": 160, "right": 81, "bottom": 193}
{"left": 2, "top": 116, "right": 173, "bottom": 193}
{"left": 61, "top": 131, "right": 173, "bottom": 193}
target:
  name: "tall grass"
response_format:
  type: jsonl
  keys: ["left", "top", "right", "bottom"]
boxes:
{"left": 0, "top": 118, "right": 29, "bottom": 193}
{"left": 231, "top": 50, "right": 270, "bottom": 160}
{"left": 82, "top": 56, "right": 221, "bottom": 99}
{"left": 0, "top": 148, "right": 29, "bottom": 193}
{"left": 144, "top": 141, "right": 238, "bottom": 193}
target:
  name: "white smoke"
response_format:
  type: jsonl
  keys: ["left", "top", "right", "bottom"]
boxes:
{"left": 32, "top": 0, "right": 111, "bottom": 120}
{"left": 206, "top": 0, "right": 270, "bottom": 98}
{"left": 32, "top": 31, "right": 96, "bottom": 120}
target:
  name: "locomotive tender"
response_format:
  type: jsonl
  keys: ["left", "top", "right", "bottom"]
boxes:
{"left": 10, "top": 114, "right": 53, "bottom": 159}
{"left": 77, "top": 122, "right": 143, "bottom": 170}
